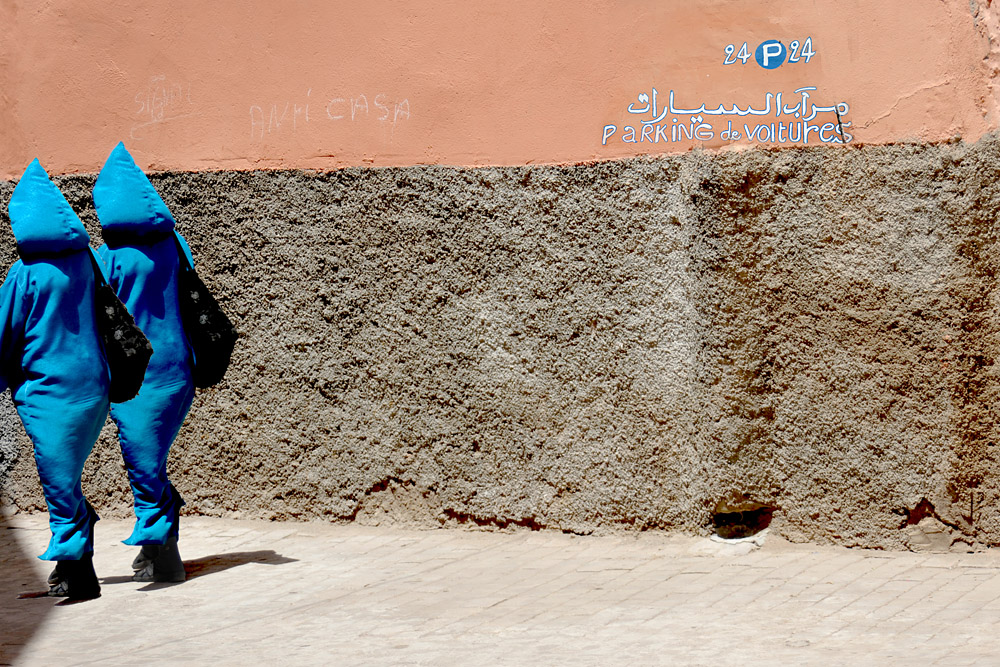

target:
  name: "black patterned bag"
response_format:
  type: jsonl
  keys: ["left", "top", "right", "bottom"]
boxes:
{"left": 88, "top": 250, "right": 153, "bottom": 403}
{"left": 173, "top": 233, "right": 237, "bottom": 388}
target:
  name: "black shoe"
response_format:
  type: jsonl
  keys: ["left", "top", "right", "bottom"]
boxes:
{"left": 47, "top": 561, "right": 66, "bottom": 592}
{"left": 48, "top": 553, "right": 101, "bottom": 600}
{"left": 131, "top": 544, "right": 160, "bottom": 572}
{"left": 132, "top": 537, "right": 185, "bottom": 583}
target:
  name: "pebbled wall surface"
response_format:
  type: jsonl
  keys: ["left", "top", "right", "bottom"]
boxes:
{"left": 4, "top": 137, "right": 1000, "bottom": 549}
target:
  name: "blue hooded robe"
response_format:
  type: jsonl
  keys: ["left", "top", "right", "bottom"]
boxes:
{"left": 3, "top": 160, "right": 111, "bottom": 560}
{"left": 93, "top": 143, "right": 195, "bottom": 546}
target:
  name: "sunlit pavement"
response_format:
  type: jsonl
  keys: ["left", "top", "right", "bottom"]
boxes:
{"left": 3, "top": 513, "right": 1000, "bottom": 666}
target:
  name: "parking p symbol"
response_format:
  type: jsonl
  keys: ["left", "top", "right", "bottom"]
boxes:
{"left": 755, "top": 40, "right": 786, "bottom": 70}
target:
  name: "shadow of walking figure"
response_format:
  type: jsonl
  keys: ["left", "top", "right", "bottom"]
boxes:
{"left": 183, "top": 550, "right": 298, "bottom": 579}
{"left": 99, "top": 550, "right": 298, "bottom": 587}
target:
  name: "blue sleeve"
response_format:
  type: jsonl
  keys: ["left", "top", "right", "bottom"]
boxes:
{"left": 174, "top": 232, "right": 196, "bottom": 270}
{"left": 0, "top": 264, "right": 28, "bottom": 393}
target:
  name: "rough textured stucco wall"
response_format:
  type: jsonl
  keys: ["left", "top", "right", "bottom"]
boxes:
{"left": 4, "top": 138, "right": 1000, "bottom": 549}
{"left": 0, "top": 388, "right": 19, "bottom": 486}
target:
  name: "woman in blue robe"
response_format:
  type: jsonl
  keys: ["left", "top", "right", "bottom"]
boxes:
{"left": 93, "top": 143, "right": 195, "bottom": 583}
{"left": 3, "top": 160, "right": 110, "bottom": 599}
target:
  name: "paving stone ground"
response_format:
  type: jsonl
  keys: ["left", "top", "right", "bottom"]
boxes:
{"left": 3, "top": 513, "right": 1000, "bottom": 666}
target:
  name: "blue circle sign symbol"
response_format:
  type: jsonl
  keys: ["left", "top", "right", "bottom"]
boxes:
{"left": 755, "top": 40, "right": 787, "bottom": 69}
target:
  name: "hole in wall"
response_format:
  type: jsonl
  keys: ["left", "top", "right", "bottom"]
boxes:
{"left": 903, "top": 498, "right": 936, "bottom": 526}
{"left": 712, "top": 505, "right": 775, "bottom": 539}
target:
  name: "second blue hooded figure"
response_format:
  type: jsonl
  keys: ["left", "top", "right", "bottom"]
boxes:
{"left": 93, "top": 143, "right": 196, "bottom": 582}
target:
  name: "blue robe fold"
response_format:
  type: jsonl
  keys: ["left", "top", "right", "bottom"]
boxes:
{"left": 3, "top": 159, "right": 110, "bottom": 560}
{"left": 94, "top": 142, "right": 195, "bottom": 545}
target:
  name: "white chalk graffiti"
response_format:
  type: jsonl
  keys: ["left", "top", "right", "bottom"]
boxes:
{"left": 131, "top": 75, "right": 199, "bottom": 140}
{"left": 250, "top": 91, "right": 411, "bottom": 141}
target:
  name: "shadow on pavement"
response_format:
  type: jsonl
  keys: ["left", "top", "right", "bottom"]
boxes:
{"left": 0, "top": 509, "right": 54, "bottom": 666}
{"left": 183, "top": 550, "right": 298, "bottom": 579}
{"left": 101, "top": 549, "right": 298, "bottom": 586}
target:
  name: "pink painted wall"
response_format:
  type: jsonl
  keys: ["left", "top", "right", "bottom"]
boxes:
{"left": 2, "top": 0, "right": 999, "bottom": 178}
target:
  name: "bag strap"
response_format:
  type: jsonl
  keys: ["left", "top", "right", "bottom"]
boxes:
{"left": 88, "top": 248, "right": 109, "bottom": 288}
{"left": 172, "top": 231, "right": 194, "bottom": 273}
{"left": 100, "top": 228, "right": 172, "bottom": 247}
{"left": 16, "top": 245, "right": 85, "bottom": 260}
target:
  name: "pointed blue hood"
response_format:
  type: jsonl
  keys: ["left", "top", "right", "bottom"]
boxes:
{"left": 93, "top": 142, "right": 176, "bottom": 236}
{"left": 7, "top": 159, "right": 90, "bottom": 256}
